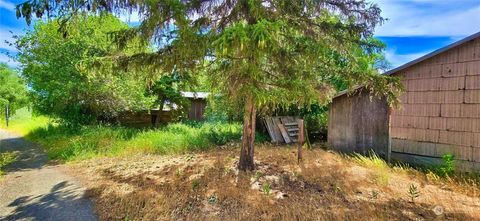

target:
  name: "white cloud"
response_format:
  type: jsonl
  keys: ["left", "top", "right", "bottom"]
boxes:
{"left": 0, "top": 0, "right": 14, "bottom": 12}
{"left": 118, "top": 11, "right": 141, "bottom": 23}
{"left": 0, "top": 27, "right": 21, "bottom": 51}
{"left": 385, "top": 49, "right": 429, "bottom": 68}
{"left": 0, "top": 53, "right": 18, "bottom": 67}
{"left": 373, "top": 0, "right": 480, "bottom": 36}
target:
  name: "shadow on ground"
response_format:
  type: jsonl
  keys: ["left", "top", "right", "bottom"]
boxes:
{"left": 1, "top": 181, "right": 96, "bottom": 221}
{"left": 0, "top": 130, "right": 97, "bottom": 221}
{"left": 0, "top": 135, "right": 48, "bottom": 172}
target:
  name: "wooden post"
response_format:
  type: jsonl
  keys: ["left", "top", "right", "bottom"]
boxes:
{"left": 5, "top": 103, "right": 9, "bottom": 128}
{"left": 297, "top": 119, "right": 304, "bottom": 163}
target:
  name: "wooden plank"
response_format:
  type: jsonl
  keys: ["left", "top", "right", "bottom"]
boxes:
{"left": 466, "top": 75, "right": 480, "bottom": 89}
{"left": 446, "top": 117, "right": 473, "bottom": 132}
{"left": 465, "top": 89, "right": 480, "bottom": 103}
{"left": 391, "top": 138, "right": 405, "bottom": 152}
{"left": 272, "top": 117, "right": 285, "bottom": 143}
{"left": 264, "top": 118, "right": 278, "bottom": 143}
{"left": 461, "top": 104, "right": 480, "bottom": 117}
{"left": 440, "top": 104, "right": 461, "bottom": 117}
{"left": 277, "top": 123, "right": 291, "bottom": 144}
{"left": 287, "top": 128, "right": 299, "bottom": 132}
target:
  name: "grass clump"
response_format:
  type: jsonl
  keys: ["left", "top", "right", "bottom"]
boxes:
{"left": 351, "top": 152, "right": 389, "bottom": 170}
{"left": 351, "top": 152, "right": 390, "bottom": 185}
{"left": 262, "top": 183, "right": 272, "bottom": 195}
{"left": 0, "top": 152, "right": 17, "bottom": 175}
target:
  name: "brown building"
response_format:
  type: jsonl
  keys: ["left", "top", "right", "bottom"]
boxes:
{"left": 328, "top": 32, "right": 480, "bottom": 171}
{"left": 181, "top": 92, "right": 208, "bottom": 121}
{"left": 119, "top": 92, "right": 209, "bottom": 127}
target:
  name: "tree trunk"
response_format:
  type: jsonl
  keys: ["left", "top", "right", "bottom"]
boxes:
{"left": 238, "top": 96, "right": 256, "bottom": 171}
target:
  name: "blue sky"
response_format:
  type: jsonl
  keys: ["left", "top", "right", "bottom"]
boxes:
{"left": 1, "top": 0, "right": 480, "bottom": 68}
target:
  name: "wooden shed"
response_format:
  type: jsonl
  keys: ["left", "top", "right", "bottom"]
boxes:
{"left": 118, "top": 91, "right": 209, "bottom": 127}
{"left": 118, "top": 110, "right": 174, "bottom": 127}
{"left": 328, "top": 31, "right": 480, "bottom": 171}
{"left": 181, "top": 92, "right": 208, "bottom": 121}
{"left": 328, "top": 89, "right": 391, "bottom": 159}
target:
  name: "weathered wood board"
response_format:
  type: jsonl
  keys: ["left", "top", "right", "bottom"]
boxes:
{"left": 264, "top": 116, "right": 302, "bottom": 144}
{"left": 278, "top": 123, "right": 292, "bottom": 143}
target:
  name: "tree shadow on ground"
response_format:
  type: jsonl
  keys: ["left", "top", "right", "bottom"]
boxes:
{"left": 0, "top": 135, "right": 48, "bottom": 172}
{"left": 1, "top": 181, "right": 97, "bottom": 221}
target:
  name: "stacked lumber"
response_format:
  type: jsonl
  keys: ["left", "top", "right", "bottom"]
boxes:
{"left": 264, "top": 116, "right": 302, "bottom": 144}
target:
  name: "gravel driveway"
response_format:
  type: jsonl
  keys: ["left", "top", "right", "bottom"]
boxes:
{"left": 0, "top": 130, "right": 97, "bottom": 221}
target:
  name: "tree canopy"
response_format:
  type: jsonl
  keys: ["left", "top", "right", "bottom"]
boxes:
{"left": 0, "top": 63, "right": 29, "bottom": 126}
{"left": 17, "top": 0, "right": 402, "bottom": 170}
{"left": 14, "top": 14, "right": 157, "bottom": 124}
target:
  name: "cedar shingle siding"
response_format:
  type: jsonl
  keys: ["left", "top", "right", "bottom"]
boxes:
{"left": 328, "top": 33, "right": 480, "bottom": 171}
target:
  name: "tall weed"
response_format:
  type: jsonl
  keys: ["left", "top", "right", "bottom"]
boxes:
{"left": 437, "top": 154, "right": 455, "bottom": 177}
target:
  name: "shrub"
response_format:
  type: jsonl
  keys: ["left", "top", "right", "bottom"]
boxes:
{"left": 437, "top": 154, "right": 455, "bottom": 177}
{"left": 201, "top": 122, "right": 242, "bottom": 145}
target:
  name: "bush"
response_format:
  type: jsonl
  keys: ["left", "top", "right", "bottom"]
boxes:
{"left": 201, "top": 123, "right": 242, "bottom": 145}
{"left": 436, "top": 154, "right": 455, "bottom": 177}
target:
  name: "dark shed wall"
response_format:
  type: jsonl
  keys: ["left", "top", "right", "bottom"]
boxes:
{"left": 187, "top": 99, "right": 207, "bottom": 121}
{"left": 119, "top": 110, "right": 173, "bottom": 127}
{"left": 328, "top": 90, "right": 390, "bottom": 158}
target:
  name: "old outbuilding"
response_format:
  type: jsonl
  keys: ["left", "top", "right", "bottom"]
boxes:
{"left": 119, "top": 91, "right": 209, "bottom": 127}
{"left": 328, "top": 32, "right": 480, "bottom": 171}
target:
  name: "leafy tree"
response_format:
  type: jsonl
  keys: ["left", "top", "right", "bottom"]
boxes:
{"left": 14, "top": 14, "right": 156, "bottom": 124}
{"left": 0, "top": 63, "right": 29, "bottom": 126}
{"left": 17, "top": 0, "right": 402, "bottom": 170}
{"left": 148, "top": 72, "right": 191, "bottom": 121}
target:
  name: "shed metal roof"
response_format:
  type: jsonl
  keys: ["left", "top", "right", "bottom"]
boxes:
{"left": 180, "top": 91, "right": 210, "bottom": 99}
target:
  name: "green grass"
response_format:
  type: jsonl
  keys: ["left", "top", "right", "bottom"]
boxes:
{"left": 0, "top": 109, "right": 265, "bottom": 162}
{"left": 0, "top": 108, "right": 51, "bottom": 136}
{"left": 0, "top": 152, "right": 17, "bottom": 175}
{"left": 25, "top": 121, "right": 248, "bottom": 161}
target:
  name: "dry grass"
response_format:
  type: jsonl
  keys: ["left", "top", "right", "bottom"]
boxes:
{"left": 70, "top": 144, "right": 480, "bottom": 221}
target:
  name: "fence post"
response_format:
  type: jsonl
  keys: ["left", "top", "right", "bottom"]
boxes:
{"left": 297, "top": 119, "right": 304, "bottom": 163}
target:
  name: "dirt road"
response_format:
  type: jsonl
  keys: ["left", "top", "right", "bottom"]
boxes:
{"left": 0, "top": 130, "right": 97, "bottom": 221}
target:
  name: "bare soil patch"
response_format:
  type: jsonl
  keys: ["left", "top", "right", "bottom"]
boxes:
{"left": 71, "top": 144, "right": 480, "bottom": 221}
